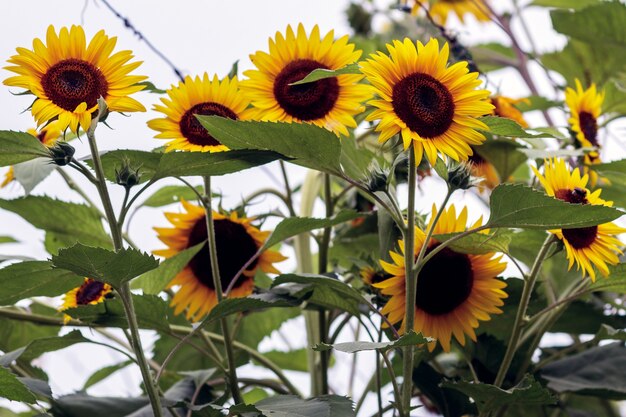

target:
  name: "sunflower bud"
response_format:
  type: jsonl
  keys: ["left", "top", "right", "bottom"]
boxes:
{"left": 115, "top": 161, "right": 141, "bottom": 189}
{"left": 447, "top": 161, "right": 477, "bottom": 191}
{"left": 368, "top": 168, "right": 388, "bottom": 192}
{"left": 49, "top": 142, "right": 75, "bottom": 166}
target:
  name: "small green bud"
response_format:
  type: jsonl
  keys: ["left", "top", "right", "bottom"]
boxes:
{"left": 49, "top": 142, "right": 75, "bottom": 166}
{"left": 447, "top": 161, "right": 478, "bottom": 191}
{"left": 115, "top": 160, "right": 141, "bottom": 189}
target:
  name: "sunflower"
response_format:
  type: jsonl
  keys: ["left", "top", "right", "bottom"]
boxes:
{"left": 241, "top": 24, "right": 371, "bottom": 136}
{"left": 491, "top": 95, "right": 529, "bottom": 128}
{"left": 361, "top": 267, "right": 391, "bottom": 286}
{"left": 360, "top": 38, "right": 493, "bottom": 165}
{"left": 374, "top": 205, "right": 507, "bottom": 352}
{"left": 412, "top": 0, "right": 491, "bottom": 25}
{"left": 61, "top": 278, "right": 112, "bottom": 311}
{"left": 468, "top": 147, "right": 499, "bottom": 190}
{"left": 532, "top": 158, "right": 625, "bottom": 281}
{"left": 154, "top": 200, "right": 286, "bottom": 321}
{"left": 4, "top": 25, "right": 146, "bottom": 134}
{"left": 2, "top": 122, "right": 62, "bottom": 188}
{"left": 148, "top": 74, "right": 250, "bottom": 152}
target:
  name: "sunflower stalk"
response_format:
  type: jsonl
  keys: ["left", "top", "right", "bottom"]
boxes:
{"left": 400, "top": 149, "right": 418, "bottom": 416}
{"left": 202, "top": 175, "right": 243, "bottom": 404}
{"left": 85, "top": 106, "right": 165, "bottom": 417}
{"left": 493, "top": 234, "right": 557, "bottom": 389}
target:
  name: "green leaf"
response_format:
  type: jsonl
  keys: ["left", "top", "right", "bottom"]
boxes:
{"left": 243, "top": 395, "right": 356, "bottom": 417}
{"left": 314, "top": 330, "right": 431, "bottom": 353}
{"left": 205, "top": 292, "right": 299, "bottom": 324}
{"left": 262, "top": 210, "right": 361, "bottom": 250}
{"left": 50, "top": 393, "right": 148, "bottom": 417}
{"left": 83, "top": 361, "right": 132, "bottom": 389}
{"left": 13, "top": 158, "right": 55, "bottom": 194}
{"left": 0, "top": 367, "right": 36, "bottom": 403}
{"left": 271, "top": 274, "right": 368, "bottom": 316}
{"left": 552, "top": 300, "right": 626, "bottom": 334}
{"left": 258, "top": 349, "right": 310, "bottom": 372}
{"left": 237, "top": 307, "right": 300, "bottom": 349}
{"left": 197, "top": 116, "right": 343, "bottom": 175}
{"left": 594, "top": 324, "right": 626, "bottom": 342}
{"left": 136, "top": 81, "right": 166, "bottom": 94}
{"left": 589, "top": 264, "right": 626, "bottom": 293}
{"left": 0, "top": 196, "right": 113, "bottom": 253}
{"left": 530, "top": 0, "right": 601, "bottom": 9}
{"left": 92, "top": 150, "right": 161, "bottom": 184}
{"left": 0, "top": 236, "right": 17, "bottom": 244}
{"left": 133, "top": 242, "right": 203, "bottom": 294}
{"left": 52, "top": 244, "right": 159, "bottom": 288}
{"left": 475, "top": 140, "right": 527, "bottom": 182}
{"left": 434, "top": 229, "right": 512, "bottom": 255}
{"left": 514, "top": 95, "right": 562, "bottom": 112}
{"left": 487, "top": 184, "right": 624, "bottom": 229}
{"left": 289, "top": 62, "right": 361, "bottom": 85}
{"left": 140, "top": 185, "right": 204, "bottom": 207}
{"left": 479, "top": 116, "right": 549, "bottom": 139}
{"left": 541, "top": 342, "right": 626, "bottom": 399}
{"left": 0, "top": 131, "right": 49, "bottom": 167}
{"left": 0, "top": 330, "right": 91, "bottom": 367}
{"left": 338, "top": 134, "right": 377, "bottom": 181}
{"left": 469, "top": 43, "right": 516, "bottom": 72}
{"left": 64, "top": 294, "right": 170, "bottom": 331}
{"left": 0, "top": 261, "right": 83, "bottom": 305}
{"left": 152, "top": 149, "right": 280, "bottom": 179}
{"left": 443, "top": 375, "right": 555, "bottom": 414}
{"left": 551, "top": 2, "right": 626, "bottom": 47}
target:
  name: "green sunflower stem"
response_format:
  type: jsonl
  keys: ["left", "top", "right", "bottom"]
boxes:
{"left": 317, "top": 172, "right": 333, "bottom": 395}
{"left": 493, "top": 234, "right": 557, "bottom": 388}
{"left": 86, "top": 115, "right": 164, "bottom": 417}
{"left": 401, "top": 150, "right": 417, "bottom": 416}
{"left": 202, "top": 175, "right": 242, "bottom": 404}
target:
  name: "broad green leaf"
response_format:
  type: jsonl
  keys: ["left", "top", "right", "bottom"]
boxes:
{"left": 487, "top": 184, "right": 623, "bottom": 229}
{"left": 552, "top": 300, "right": 626, "bottom": 334}
{"left": 594, "top": 324, "right": 626, "bottom": 342}
{"left": 257, "top": 349, "right": 309, "bottom": 372}
{"left": 0, "top": 196, "right": 112, "bottom": 253}
{"left": 13, "top": 158, "right": 55, "bottom": 194}
{"left": 289, "top": 63, "right": 361, "bottom": 85}
{"left": 205, "top": 292, "right": 300, "bottom": 324}
{"left": 0, "top": 236, "right": 17, "bottom": 244}
{"left": 0, "top": 131, "right": 49, "bottom": 167}
{"left": 339, "top": 134, "right": 377, "bottom": 181}
{"left": 140, "top": 185, "right": 204, "bottom": 207}
{"left": 136, "top": 81, "right": 166, "bottom": 94}
{"left": 197, "top": 116, "right": 343, "bottom": 175}
{"left": 514, "top": 95, "right": 562, "bottom": 112}
{"left": 242, "top": 395, "right": 356, "bottom": 417}
{"left": 0, "top": 367, "right": 36, "bottom": 403}
{"left": 52, "top": 244, "right": 159, "bottom": 288}
{"left": 551, "top": 2, "right": 626, "bottom": 47}
{"left": 588, "top": 264, "right": 626, "bottom": 293}
{"left": 272, "top": 274, "right": 368, "bottom": 316}
{"left": 0, "top": 261, "right": 83, "bottom": 305}
{"left": 242, "top": 388, "right": 269, "bottom": 404}
{"left": 92, "top": 150, "right": 161, "bottom": 184}
{"left": 262, "top": 210, "right": 361, "bottom": 250}
{"left": 530, "top": 0, "right": 601, "bottom": 9}
{"left": 474, "top": 140, "right": 527, "bottom": 182}
{"left": 237, "top": 307, "right": 300, "bottom": 349}
{"left": 541, "top": 342, "right": 626, "bottom": 399}
{"left": 443, "top": 376, "right": 555, "bottom": 414}
{"left": 314, "top": 331, "right": 431, "bottom": 353}
{"left": 64, "top": 294, "right": 170, "bottom": 332}
{"left": 50, "top": 393, "right": 148, "bottom": 417}
{"left": 0, "top": 330, "right": 91, "bottom": 367}
{"left": 83, "top": 361, "right": 133, "bottom": 390}
{"left": 434, "top": 229, "right": 512, "bottom": 255}
{"left": 479, "top": 116, "right": 549, "bottom": 139}
{"left": 153, "top": 149, "right": 280, "bottom": 179}
{"left": 133, "top": 242, "right": 203, "bottom": 294}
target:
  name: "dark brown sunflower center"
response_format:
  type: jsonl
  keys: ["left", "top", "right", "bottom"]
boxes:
{"left": 578, "top": 111, "right": 598, "bottom": 147}
{"left": 76, "top": 279, "right": 107, "bottom": 305}
{"left": 392, "top": 73, "right": 455, "bottom": 139}
{"left": 41, "top": 58, "right": 108, "bottom": 111}
{"left": 554, "top": 187, "right": 598, "bottom": 248}
{"left": 186, "top": 217, "right": 259, "bottom": 291}
{"left": 415, "top": 244, "right": 474, "bottom": 315}
{"left": 273, "top": 59, "right": 339, "bottom": 121}
{"left": 179, "top": 102, "right": 238, "bottom": 147}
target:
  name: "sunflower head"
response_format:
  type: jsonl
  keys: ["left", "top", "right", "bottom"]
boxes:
{"left": 532, "top": 158, "right": 625, "bottom": 280}
{"left": 360, "top": 38, "right": 493, "bottom": 165}
{"left": 148, "top": 74, "right": 250, "bottom": 152}
{"left": 374, "top": 205, "right": 507, "bottom": 351}
{"left": 154, "top": 200, "right": 287, "bottom": 321}
{"left": 61, "top": 278, "right": 112, "bottom": 311}
{"left": 491, "top": 95, "right": 529, "bottom": 128}
{"left": 412, "top": 0, "right": 491, "bottom": 25}
{"left": 565, "top": 79, "right": 604, "bottom": 149}
{"left": 241, "top": 23, "right": 371, "bottom": 136}
{"left": 5, "top": 25, "right": 146, "bottom": 134}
